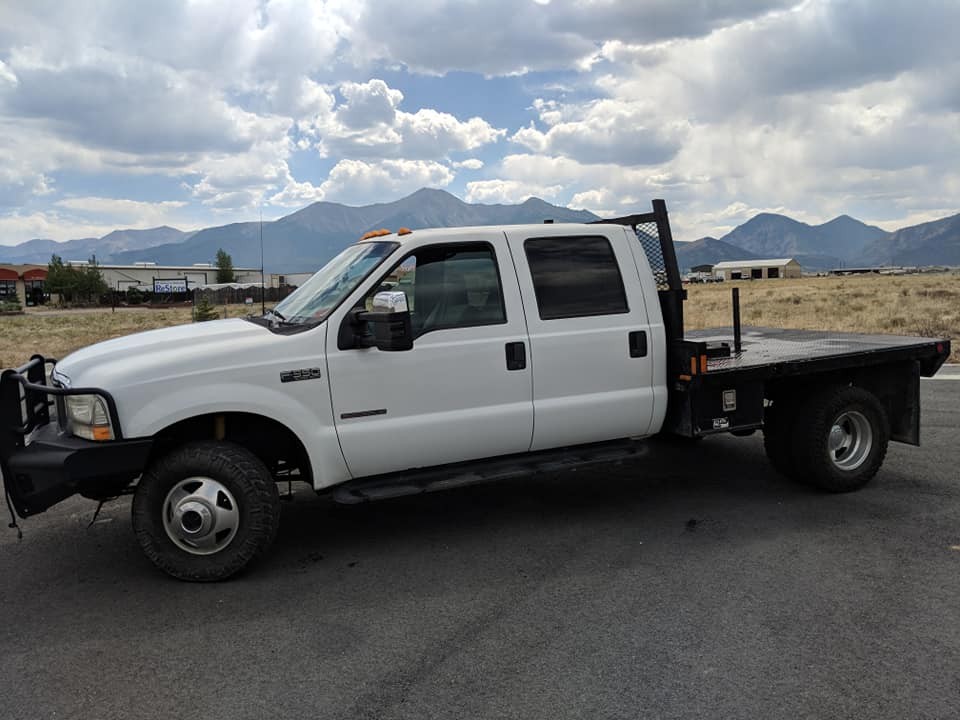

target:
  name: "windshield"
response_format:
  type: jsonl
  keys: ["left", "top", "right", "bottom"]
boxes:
{"left": 272, "top": 241, "right": 398, "bottom": 324}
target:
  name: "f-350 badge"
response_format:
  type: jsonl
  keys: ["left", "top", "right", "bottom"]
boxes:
{"left": 280, "top": 368, "right": 323, "bottom": 383}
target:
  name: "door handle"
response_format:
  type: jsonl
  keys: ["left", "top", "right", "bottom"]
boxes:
{"left": 629, "top": 331, "right": 647, "bottom": 358}
{"left": 505, "top": 341, "right": 526, "bottom": 370}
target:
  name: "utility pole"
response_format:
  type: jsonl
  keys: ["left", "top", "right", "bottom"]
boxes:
{"left": 260, "top": 208, "right": 266, "bottom": 315}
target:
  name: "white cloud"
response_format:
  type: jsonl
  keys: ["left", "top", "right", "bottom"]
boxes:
{"left": 511, "top": 98, "right": 686, "bottom": 165}
{"left": 315, "top": 79, "right": 506, "bottom": 160}
{"left": 2, "top": 0, "right": 959, "bottom": 247}
{"left": 268, "top": 77, "right": 336, "bottom": 122}
{"left": 465, "top": 179, "right": 563, "bottom": 205}
{"left": 0, "top": 202, "right": 198, "bottom": 244}
{"left": 54, "top": 197, "right": 188, "bottom": 224}
{"left": 336, "top": 79, "right": 404, "bottom": 129}
{"left": 473, "top": 1, "right": 960, "bottom": 240}
{"left": 0, "top": 211, "right": 118, "bottom": 244}
{"left": 0, "top": 164, "right": 53, "bottom": 207}
{"left": 0, "top": 61, "right": 17, "bottom": 87}
{"left": 570, "top": 189, "right": 633, "bottom": 217}
{"left": 2, "top": 53, "right": 292, "bottom": 155}
{"left": 269, "top": 179, "right": 325, "bottom": 208}
{"left": 344, "top": 0, "right": 793, "bottom": 75}
{"left": 301, "top": 159, "right": 455, "bottom": 206}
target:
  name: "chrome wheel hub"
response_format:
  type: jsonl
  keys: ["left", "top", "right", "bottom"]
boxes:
{"left": 162, "top": 477, "right": 239, "bottom": 555}
{"left": 827, "top": 410, "right": 873, "bottom": 471}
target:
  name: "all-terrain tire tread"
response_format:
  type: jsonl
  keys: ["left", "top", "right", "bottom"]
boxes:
{"left": 132, "top": 441, "right": 280, "bottom": 581}
{"left": 792, "top": 385, "right": 889, "bottom": 493}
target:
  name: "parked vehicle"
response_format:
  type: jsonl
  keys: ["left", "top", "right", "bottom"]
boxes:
{"left": 1, "top": 201, "right": 950, "bottom": 580}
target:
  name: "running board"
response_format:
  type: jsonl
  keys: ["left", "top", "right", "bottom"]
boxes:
{"left": 331, "top": 439, "right": 648, "bottom": 505}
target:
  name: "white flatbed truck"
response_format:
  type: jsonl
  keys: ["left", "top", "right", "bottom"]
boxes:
{"left": 1, "top": 201, "right": 950, "bottom": 580}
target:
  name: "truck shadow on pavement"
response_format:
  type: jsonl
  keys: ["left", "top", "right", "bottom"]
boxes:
{"left": 262, "top": 433, "right": 916, "bottom": 585}
{"left": 0, "top": 433, "right": 921, "bottom": 598}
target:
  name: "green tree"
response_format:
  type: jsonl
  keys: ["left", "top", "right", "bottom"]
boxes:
{"left": 215, "top": 248, "right": 235, "bottom": 283}
{"left": 46, "top": 254, "right": 109, "bottom": 304}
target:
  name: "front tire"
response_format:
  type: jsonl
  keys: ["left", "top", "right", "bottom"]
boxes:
{"left": 792, "top": 386, "right": 889, "bottom": 493}
{"left": 132, "top": 442, "right": 281, "bottom": 581}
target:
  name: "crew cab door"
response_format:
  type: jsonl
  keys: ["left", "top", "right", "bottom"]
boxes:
{"left": 505, "top": 226, "right": 656, "bottom": 450}
{"left": 325, "top": 232, "right": 533, "bottom": 478}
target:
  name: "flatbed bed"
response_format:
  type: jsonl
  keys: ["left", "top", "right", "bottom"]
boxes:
{"left": 686, "top": 327, "right": 948, "bottom": 378}
{"left": 665, "top": 326, "right": 949, "bottom": 443}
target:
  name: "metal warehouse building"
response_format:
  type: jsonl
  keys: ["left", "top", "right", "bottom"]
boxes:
{"left": 0, "top": 260, "right": 319, "bottom": 305}
{"left": 62, "top": 262, "right": 270, "bottom": 292}
{"left": 713, "top": 258, "right": 802, "bottom": 281}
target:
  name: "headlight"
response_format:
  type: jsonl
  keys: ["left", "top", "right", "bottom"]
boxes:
{"left": 65, "top": 394, "right": 114, "bottom": 441}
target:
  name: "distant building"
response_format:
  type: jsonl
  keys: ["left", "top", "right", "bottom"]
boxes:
{"left": 277, "top": 272, "right": 315, "bottom": 288}
{"left": 827, "top": 266, "right": 921, "bottom": 276}
{"left": 0, "top": 264, "right": 48, "bottom": 306}
{"left": 60, "top": 262, "right": 271, "bottom": 292}
{"left": 713, "top": 258, "right": 802, "bottom": 281}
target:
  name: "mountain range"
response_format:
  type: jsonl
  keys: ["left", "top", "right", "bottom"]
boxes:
{"left": 106, "top": 189, "right": 596, "bottom": 273}
{"left": 0, "top": 226, "right": 194, "bottom": 265}
{"left": 1, "top": 188, "right": 958, "bottom": 273}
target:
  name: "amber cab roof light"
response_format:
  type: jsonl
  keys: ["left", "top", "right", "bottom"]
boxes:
{"left": 359, "top": 228, "right": 392, "bottom": 241}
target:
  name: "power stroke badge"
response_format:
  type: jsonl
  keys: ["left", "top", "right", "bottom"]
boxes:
{"left": 280, "top": 368, "right": 323, "bottom": 383}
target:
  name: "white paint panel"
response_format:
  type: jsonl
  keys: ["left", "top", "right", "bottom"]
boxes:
{"left": 54, "top": 319, "right": 353, "bottom": 490}
{"left": 621, "top": 227, "right": 669, "bottom": 438}
{"left": 326, "top": 231, "right": 533, "bottom": 478}
{"left": 506, "top": 226, "right": 656, "bottom": 450}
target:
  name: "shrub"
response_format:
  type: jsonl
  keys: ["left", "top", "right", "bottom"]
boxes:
{"left": 193, "top": 295, "right": 220, "bottom": 322}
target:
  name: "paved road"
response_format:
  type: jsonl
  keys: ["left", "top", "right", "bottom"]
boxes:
{"left": 2, "top": 379, "right": 959, "bottom": 719}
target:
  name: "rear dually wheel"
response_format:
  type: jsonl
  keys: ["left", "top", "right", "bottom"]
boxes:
{"left": 792, "top": 386, "right": 889, "bottom": 493}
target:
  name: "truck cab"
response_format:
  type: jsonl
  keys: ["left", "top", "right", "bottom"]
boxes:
{"left": 322, "top": 223, "right": 667, "bottom": 478}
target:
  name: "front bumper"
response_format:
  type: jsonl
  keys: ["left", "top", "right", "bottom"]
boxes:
{"left": 3, "top": 423, "right": 152, "bottom": 517}
{"left": 1, "top": 355, "right": 152, "bottom": 518}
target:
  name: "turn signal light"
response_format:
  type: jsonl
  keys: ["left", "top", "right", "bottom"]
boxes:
{"left": 92, "top": 426, "right": 112, "bottom": 441}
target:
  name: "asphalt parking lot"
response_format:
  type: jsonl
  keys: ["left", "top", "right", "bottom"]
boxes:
{"left": 2, "top": 372, "right": 959, "bottom": 720}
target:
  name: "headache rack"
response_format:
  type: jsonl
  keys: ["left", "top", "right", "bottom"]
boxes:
{"left": 593, "top": 199, "right": 744, "bottom": 386}
{"left": 591, "top": 199, "right": 686, "bottom": 347}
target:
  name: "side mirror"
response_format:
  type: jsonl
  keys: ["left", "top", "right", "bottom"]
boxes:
{"left": 352, "top": 291, "right": 413, "bottom": 351}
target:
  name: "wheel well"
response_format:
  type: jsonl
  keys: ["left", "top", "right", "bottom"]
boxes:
{"left": 148, "top": 412, "right": 313, "bottom": 485}
{"left": 764, "top": 360, "right": 918, "bottom": 445}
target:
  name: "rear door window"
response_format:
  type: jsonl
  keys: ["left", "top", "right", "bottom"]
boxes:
{"left": 523, "top": 236, "right": 629, "bottom": 320}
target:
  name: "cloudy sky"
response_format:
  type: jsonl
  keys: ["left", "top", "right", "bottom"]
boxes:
{"left": 0, "top": 0, "right": 957, "bottom": 246}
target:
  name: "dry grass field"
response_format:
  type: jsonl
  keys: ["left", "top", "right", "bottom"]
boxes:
{"left": 685, "top": 272, "right": 959, "bottom": 362}
{"left": 0, "top": 307, "right": 196, "bottom": 369}
{"left": 0, "top": 272, "right": 957, "bottom": 369}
